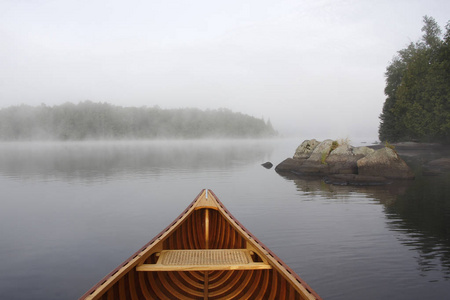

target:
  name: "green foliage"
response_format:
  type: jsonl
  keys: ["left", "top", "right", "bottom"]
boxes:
{"left": 321, "top": 152, "right": 328, "bottom": 165}
{"left": 321, "top": 140, "right": 339, "bottom": 164}
{"left": 379, "top": 16, "right": 450, "bottom": 144}
{"left": 331, "top": 140, "right": 339, "bottom": 151}
{"left": 0, "top": 102, "right": 278, "bottom": 140}
{"left": 384, "top": 141, "right": 396, "bottom": 151}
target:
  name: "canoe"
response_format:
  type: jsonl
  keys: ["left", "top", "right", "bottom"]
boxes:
{"left": 80, "top": 189, "right": 321, "bottom": 300}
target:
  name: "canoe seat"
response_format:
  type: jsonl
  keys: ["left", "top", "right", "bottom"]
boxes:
{"left": 136, "top": 249, "right": 272, "bottom": 271}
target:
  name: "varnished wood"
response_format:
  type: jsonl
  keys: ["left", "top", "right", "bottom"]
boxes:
{"left": 80, "top": 189, "right": 321, "bottom": 300}
{"left": 203, "top": 272, "right": 209, "bottom": 300}
{"left": 205, "top": 208, "right": 209, "bottom": 249}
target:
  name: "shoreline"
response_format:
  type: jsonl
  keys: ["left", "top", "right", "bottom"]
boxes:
{"left": 368, "top": 142, "right": 450, "bottom": 159}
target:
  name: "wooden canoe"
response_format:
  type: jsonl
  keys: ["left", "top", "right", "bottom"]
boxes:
{"left": 80, "top": 189, "right": 321, "bottom": 300}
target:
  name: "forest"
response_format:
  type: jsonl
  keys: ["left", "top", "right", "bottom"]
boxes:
{"left": 379, "top": 16, "right": 450, "bottom": 144}
{"left": 0, "top": 101, "right": 277, "bottom": 140}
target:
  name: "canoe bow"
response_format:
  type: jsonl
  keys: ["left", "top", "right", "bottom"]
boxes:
{"left": 80, "top": 189, "right": 321, "bottom": 300}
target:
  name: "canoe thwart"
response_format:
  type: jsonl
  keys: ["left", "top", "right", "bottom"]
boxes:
{"left": 136, "top": 249, "right": 272, "bottom": 271}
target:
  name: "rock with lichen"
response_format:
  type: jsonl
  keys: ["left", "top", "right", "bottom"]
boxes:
{"left": 357, "top": 147, "right": 415, "bottom": 179}
{"left": 293, "top": 139, "right": 320, "bottom": 160}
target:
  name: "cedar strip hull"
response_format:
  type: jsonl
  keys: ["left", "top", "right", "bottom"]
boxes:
{"left": 80, "top": 190, "right": 321, "bottom": 300}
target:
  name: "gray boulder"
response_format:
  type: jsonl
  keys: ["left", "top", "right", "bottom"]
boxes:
{"left": 261, "top": 162, "right": 273, "bottom": 169}
{"left": 307, "top": 140, "right": 334, "bottom": 162}
{"left": 330, "top": 144, "right": 353, "bottom": 156}
{"left": 293, "top": 139, "right": 320, "bottom": 160}
{"left": 275, "top": 158, "right": 306, "bottom": 173}
{"left": 353, "top": 146, "right": 375, "bottom": 156}
{"left": 326, "top": 144, "right": 361, "bottom": 174}
{"left": 293, "top": 160, "right": 330, "bottom": 175}
{"left": 290, "top": 140, "right": 334, "bottom": 175}
{"left": 357, "top": 147, "right": 415, "bottom": 179}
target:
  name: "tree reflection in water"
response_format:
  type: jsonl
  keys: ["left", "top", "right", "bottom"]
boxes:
{"left": 279, "top": 170, "right": 450, "bottom": 281}
{"left": 385, "top": 173, "right": 450, "bottom": 280}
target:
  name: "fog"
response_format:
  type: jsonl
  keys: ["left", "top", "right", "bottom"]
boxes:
{"left": 1, "top": 0, "right": 449, "bottom": 140}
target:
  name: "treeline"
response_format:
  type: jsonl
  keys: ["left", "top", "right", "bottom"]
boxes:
{"left": 379, "top": 16, "right": 450, "bottom": 144}
{"left": 0, "top": 101, "right": 277, "bottom": 140}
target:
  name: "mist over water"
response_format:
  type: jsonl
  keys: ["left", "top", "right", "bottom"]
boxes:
{"left": 0, "top": 139, "right": 449, "bottom": 299}
{"left": 0, "top": 140, "right": 274, "bottom": 181}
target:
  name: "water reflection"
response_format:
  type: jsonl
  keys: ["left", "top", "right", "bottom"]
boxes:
{"left": 279, "top": 172, "right": 411, "bottom": 203}
{"left": 0, "top": 140, "right": 274, "bottom": 181}
{"left": 279, "top": 168, "right": 450, "bottom": 281}
{"left": 384, "top": 173, "right": 450, "bottom": 280}
{"left": 1, "top": 139, "right": 449, "bottom": 299}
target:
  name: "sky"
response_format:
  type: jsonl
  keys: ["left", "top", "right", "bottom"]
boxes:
{"left": 1, "top": 0, "right": 449, "bottom": 140}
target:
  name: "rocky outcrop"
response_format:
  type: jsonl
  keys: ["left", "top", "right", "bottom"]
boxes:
{"left": 277, "top": 139, "right": 361, "bottom": 176}
{"left": 275, "top": 139, "right": 415, "bottom": 184}
{"left": 357, "top": 147, "right": 415, "bottom": 179}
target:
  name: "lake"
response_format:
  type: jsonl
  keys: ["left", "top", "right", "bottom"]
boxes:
{"left": 0, "top": 139, "right": 449, "bottom": 299}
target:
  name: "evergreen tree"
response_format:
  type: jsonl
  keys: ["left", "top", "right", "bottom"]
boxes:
{"left": 379, "top": 16, "right": 450, "bottom": 144}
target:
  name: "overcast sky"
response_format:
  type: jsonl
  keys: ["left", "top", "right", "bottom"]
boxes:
{"left": 1, "top": 0, "right": 449, "bottom": 140}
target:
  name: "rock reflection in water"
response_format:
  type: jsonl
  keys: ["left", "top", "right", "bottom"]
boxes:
{"left": 278, "top": 172, "right": 411, "bottom": 203}
{"left": 279, "top": 169, "right": 450, "bottom": 281}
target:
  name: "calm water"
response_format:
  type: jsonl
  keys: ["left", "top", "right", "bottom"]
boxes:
{"left": 0, "top": 139, "right": 449, "bottom": 299}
